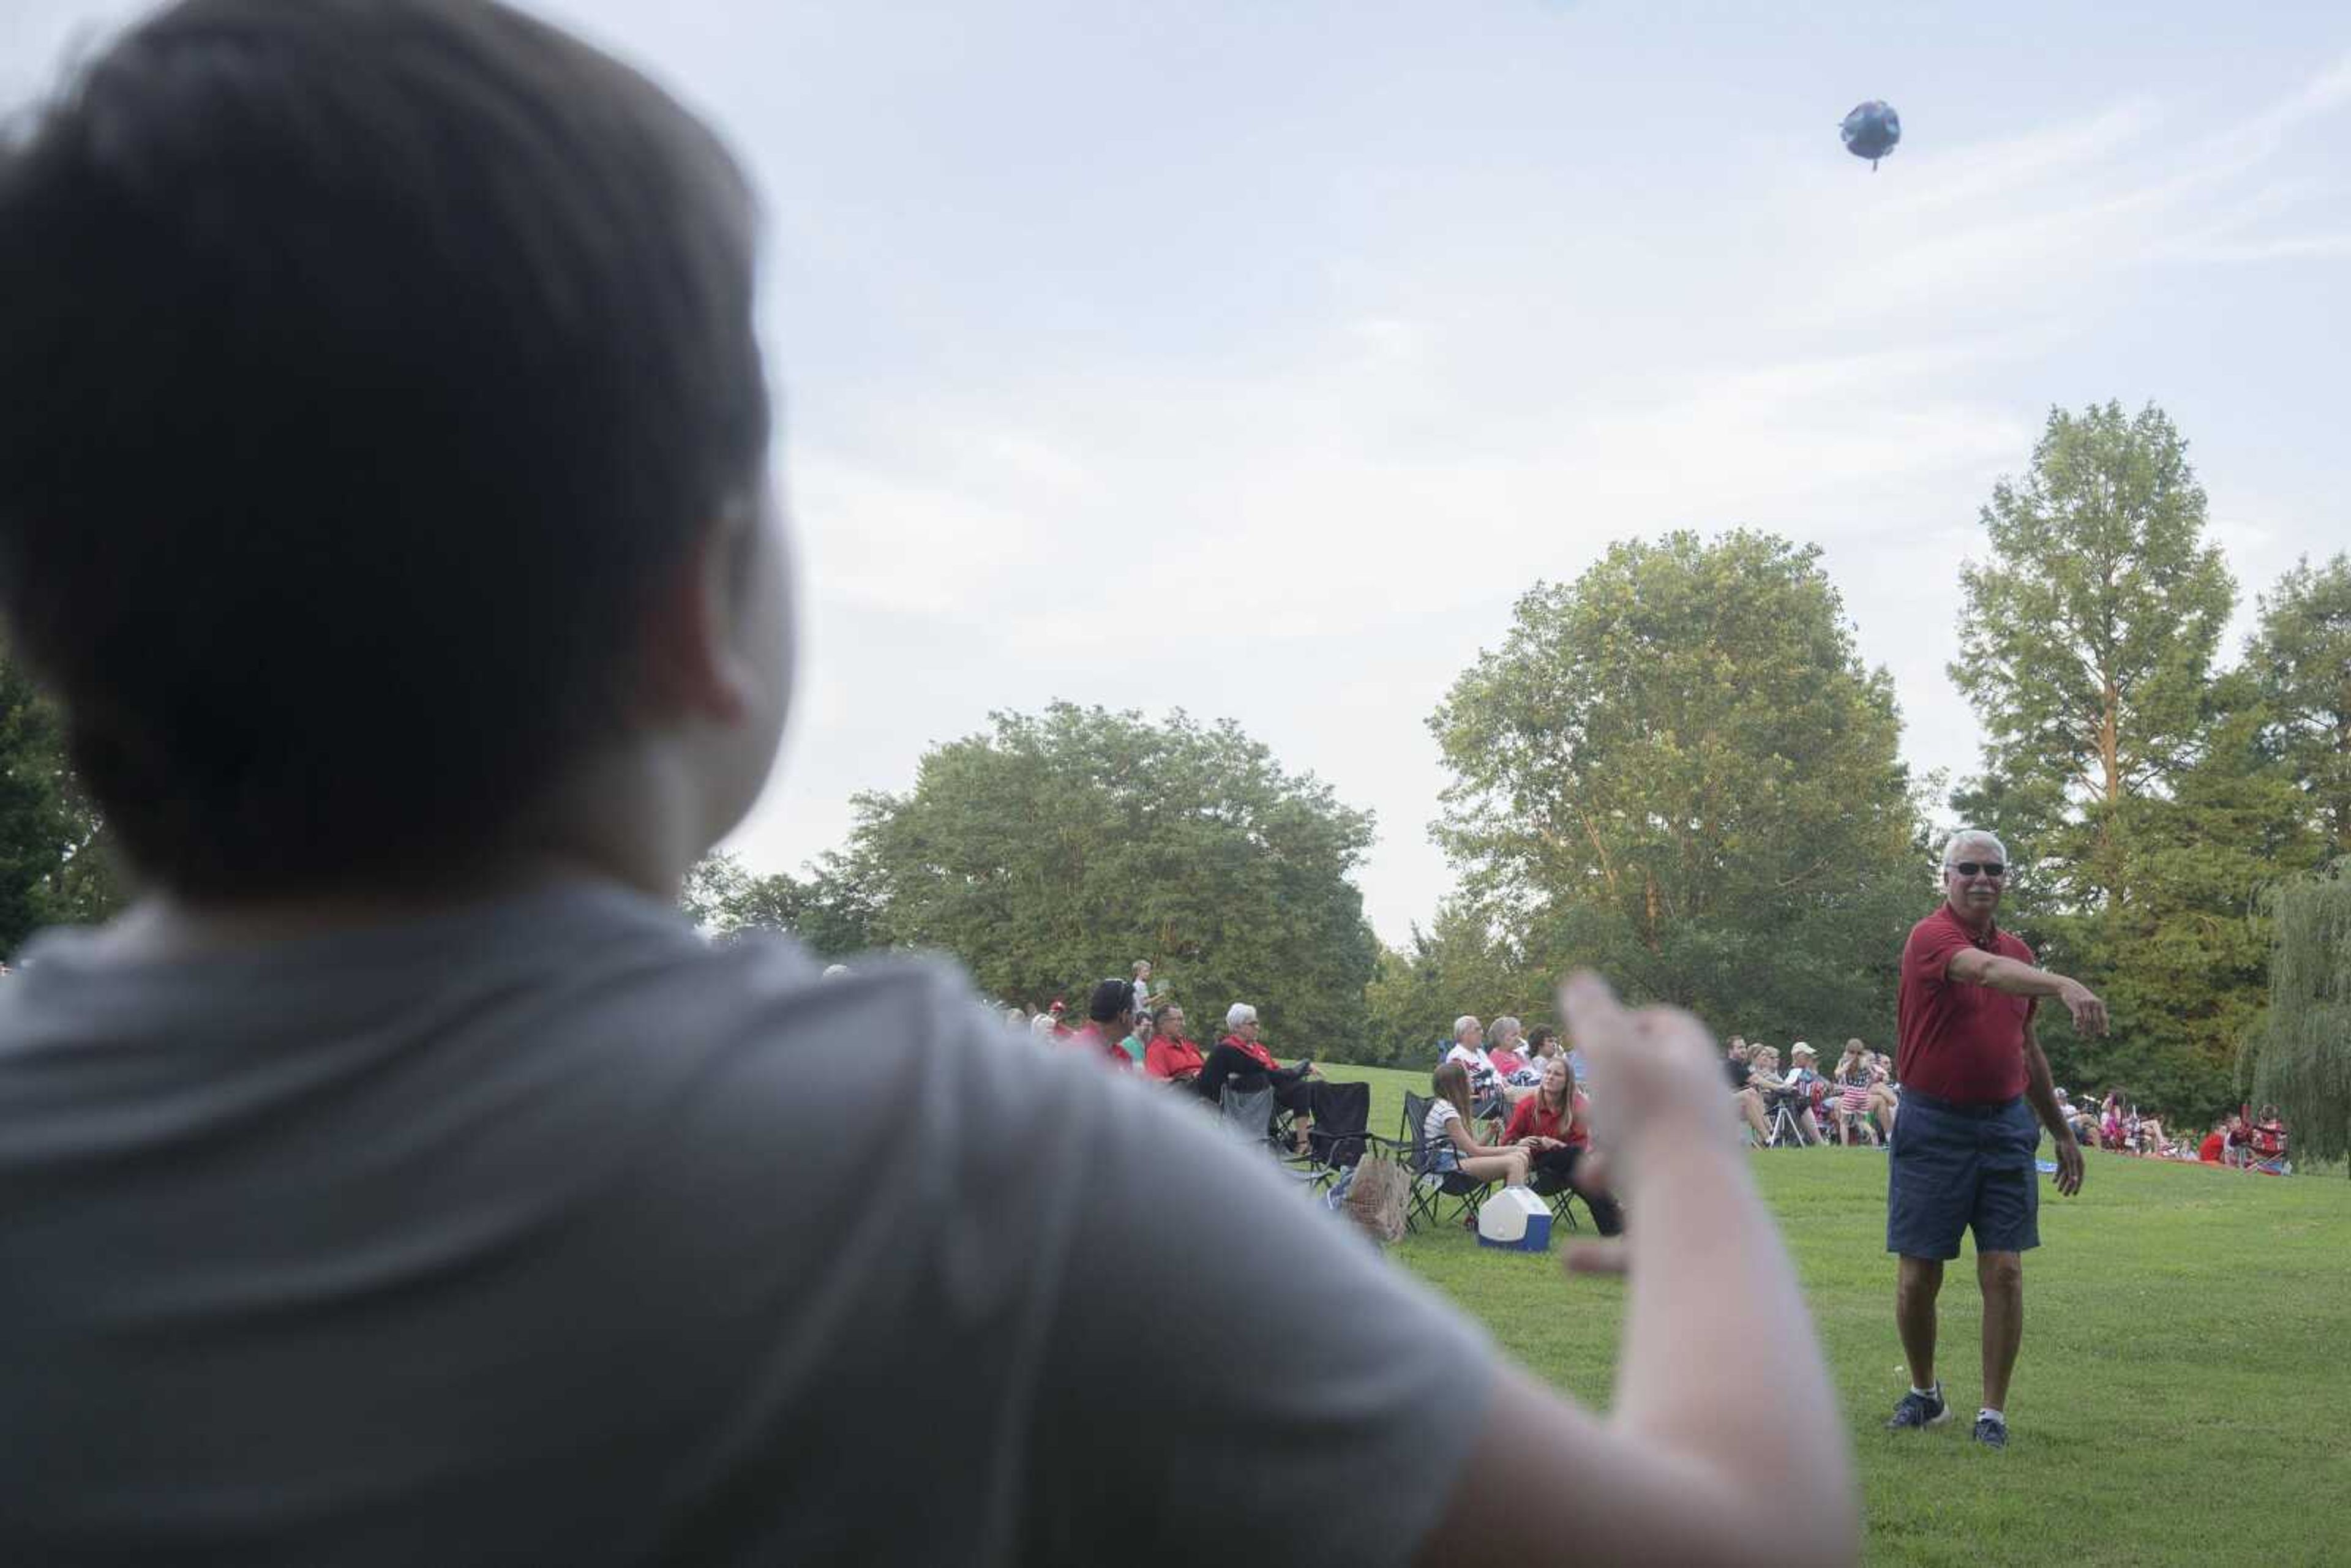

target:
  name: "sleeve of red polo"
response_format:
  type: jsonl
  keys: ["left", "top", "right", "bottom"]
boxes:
{"left": 1905, "top": 911, "right": 1973, "bottom": 991}
{"left": 1499, "top": 1096, "right": 1538, "bottom": 1144}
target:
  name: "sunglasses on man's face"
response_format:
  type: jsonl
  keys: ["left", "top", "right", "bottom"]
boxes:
{"left": 1951, "top": 862, "right": 2006, "bottom": 878}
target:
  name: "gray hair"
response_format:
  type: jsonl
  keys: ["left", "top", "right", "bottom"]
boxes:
{"left": 1452, "top": 1014, "right": 1482, "bottom": 1042}
{"left": 1225, "top": 1002, "right": 1258, "bottom": 1032}
{"left": 1941, "top": 828, "right": 2007, "bottom": 868}
{"left": 1490, "top": 1015, "right": 1523, "bottom": 1042}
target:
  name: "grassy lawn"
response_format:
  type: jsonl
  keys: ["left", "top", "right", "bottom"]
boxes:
{"left": 1318, "top": 1063, "right": 2351, "bottom": 1567}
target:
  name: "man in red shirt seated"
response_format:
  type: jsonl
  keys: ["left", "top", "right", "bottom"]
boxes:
{"left": 1143, "top": 1004, "right": 1205, "bottom": 1085}
{"left": 1884, "top": 830, "right": 2105, "bottom": 1452}
{"left": 1502, "top": 1054, "right": 1624, "bottom": 1235}
{"left": 1065, "top": 980, "right": 1141, "bottom": 1070}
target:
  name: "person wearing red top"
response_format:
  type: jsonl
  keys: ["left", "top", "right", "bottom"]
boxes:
{"left": 1065, "top": 979, "right": 1140, "bottom": 1070}
{"left": 1502, "top": 1055, "right": 1623, "bottom": 1235}
{"left": 1193, "top": 1002, "right": 1318, "bottom": 1153}
{"left": 1142, "top": 1004, "right": 1205, "bottom": 1084}
{"left": 1883, "top": 830, "right": 2107, "bottom": 1452}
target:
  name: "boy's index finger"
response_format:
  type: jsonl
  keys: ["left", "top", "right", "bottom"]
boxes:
{"left": 1558, "top": 970, "right": 1624, "bottom": 1039}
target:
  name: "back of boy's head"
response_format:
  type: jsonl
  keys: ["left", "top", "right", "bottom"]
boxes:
{"left": 0, "top": 0, "right": 769, "bottom": 898}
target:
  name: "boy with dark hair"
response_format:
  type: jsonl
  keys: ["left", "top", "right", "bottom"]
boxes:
{"left": 0, "top": 4, "right": 1853, "bottom": 1564}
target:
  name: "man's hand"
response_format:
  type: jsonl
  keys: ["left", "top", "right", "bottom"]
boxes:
{"left": 2056, "top": 978, "right": 2108, "bottom": 1037}
{"left": 2052, "top": 1130, "right": 2085, "bottom": 1198}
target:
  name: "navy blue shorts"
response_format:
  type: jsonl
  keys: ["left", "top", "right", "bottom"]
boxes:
{"left": 1886, "top": 1093, "right": 2039, "bottom": 1259}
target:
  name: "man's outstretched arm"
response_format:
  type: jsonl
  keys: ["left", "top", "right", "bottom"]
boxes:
{"left": 1946, "top": 948, "right": 2109, "bottom": 1036}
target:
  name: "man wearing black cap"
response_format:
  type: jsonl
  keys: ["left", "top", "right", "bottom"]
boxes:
{"left": 1067, "top": 978, "right": 1140, "bottom": 1070}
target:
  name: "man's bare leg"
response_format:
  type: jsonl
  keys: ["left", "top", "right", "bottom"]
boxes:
{"left": 1895, "top": 1255, "right": 1943, "bottom": 1390}
{"left": 1978, "top": 1250, "right": 2023, "bottom": 1411}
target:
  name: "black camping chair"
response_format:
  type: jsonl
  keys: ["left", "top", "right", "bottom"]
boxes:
{"left": 1304, "top": 1081, "right": 1372, "bottom": 1166}
{"left": 1400, "top": 1091, "right": 1494, "bottom": 1233}
{"left": 1227, "top": 1079, "right": 1393, "bottom": 1202}
{"left": 1295, "top": 1080, "right": 1400, "bottom": 1200}
{"left": 1526, "top": 1163, "right": 1584, "bottom": 1234}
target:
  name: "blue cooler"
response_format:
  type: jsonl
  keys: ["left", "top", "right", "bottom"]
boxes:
{"left": 1476, "top": 1188, "right": 1552, "bottom": 1252}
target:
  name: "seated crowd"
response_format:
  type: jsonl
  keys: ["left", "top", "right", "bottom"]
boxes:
{"left": 1419, "top": 1024, "right": 1626, "bottom": 1236}
{"left": 1005, "top": 970, "right": 1323, "bottom": 1155}
{"left": 1005, "top": 973, "right": 2303, "bottom": 1223}
{"left": 1723, "top": 1035, "right": 1900, "bottom": 1149}
{"left": 1003, "top": 975, "right": 1633, "bottom": 1232}
{"left": 2094, "top": 1092, "right": 2293, "bottom": 1173}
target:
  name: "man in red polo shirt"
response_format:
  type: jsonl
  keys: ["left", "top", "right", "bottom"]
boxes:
{"left": 1884, "top": 830, "right": 2105, "bottom": 1451}
{"left": 1067, "top": 979, "right": 1141, "bottom": 1070}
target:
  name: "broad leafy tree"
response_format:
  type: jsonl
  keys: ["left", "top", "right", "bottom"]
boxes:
{"left": 846, "top": 704, "right": 1379, "bottom": 1054}
{"left": 681, "top": 850, "right": 877, "bottom": 961}
{"left": 1430, "top": 529, "right": 1925, "bottom": 1043}
{"left": 1362, "top": 898, "right": 1550, "bottom": 1068}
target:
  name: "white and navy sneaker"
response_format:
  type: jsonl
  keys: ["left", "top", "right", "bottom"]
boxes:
{"left": 1971, "top": 1414, "right": 2009, "bottom": 1450}
{"left": 1885, "top": 1382, "right": 1951, "bottom": 1431}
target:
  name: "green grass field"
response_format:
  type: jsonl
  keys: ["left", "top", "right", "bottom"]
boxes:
{"left": 1317, "top": 1063, "right": 2351, "bottom": 1567}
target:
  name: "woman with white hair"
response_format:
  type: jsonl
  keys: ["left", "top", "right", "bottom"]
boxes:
{"left": 1193, "top": 1002, "right": 1319, "bottom": 1153}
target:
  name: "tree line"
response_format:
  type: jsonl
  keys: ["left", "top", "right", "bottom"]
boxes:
{"left": 2, "top": 401, "right": 2342, "bottom": 1135}
{"left": 683, "top": 402, "right": 2345, "bottom": 1127}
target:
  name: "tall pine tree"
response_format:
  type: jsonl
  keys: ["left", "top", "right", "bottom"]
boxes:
{"left": 1949, "top": 403, "right": 2296, "bottom": 1117}
{"left": 2248, "top": 553, "right": 2351, "bottom": 861}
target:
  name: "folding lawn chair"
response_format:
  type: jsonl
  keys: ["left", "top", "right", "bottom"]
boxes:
{"left": 1399, "top": 1092, "right": 1493, "bottom": 1233}
{"left": 1222, "top": 1086, "right": 1335, "bottom": 1194}
{"left": 1217, "top": 1081, "right": 1281, "bottom": 1152}
{"left": 1527, "top": 1165, "right": 1583, "bottom": 1234}
{"left": 1303, "top": 1080, "right": 1376, "bottom": 1172}
{"left": 2248, "top": 1122, "right": 2292, "bottom": 1176}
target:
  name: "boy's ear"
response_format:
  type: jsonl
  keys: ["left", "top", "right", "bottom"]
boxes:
{"left": 639, "top": 511, "right": 757, "bottom": 725}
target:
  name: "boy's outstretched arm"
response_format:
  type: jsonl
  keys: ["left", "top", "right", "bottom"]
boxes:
{"left": 1414, "top": 975, "right": 1857, "bottom": 1568}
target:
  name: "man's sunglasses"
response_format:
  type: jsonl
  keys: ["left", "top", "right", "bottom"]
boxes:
{"left": 1951, "top": 861, "right": 2006, "bottom": 878}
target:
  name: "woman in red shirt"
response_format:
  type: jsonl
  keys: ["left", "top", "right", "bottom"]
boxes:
{"left": 1502, "top": 1056, "right": 1624, "bottom": 1236}
{"left": 1194, "top": 1003, "right": 1318, "bottom": 1153}
{"left": 1142, "top": 1005, "right": 1205, "bottom": 1085}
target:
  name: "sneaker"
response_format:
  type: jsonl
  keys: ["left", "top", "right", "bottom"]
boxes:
{"left": 1884, "top": 1383, "right": 1950, "bottom": 1431}
{"left": 1971, "top": 1415, "right": 2008, "bottom": 1450}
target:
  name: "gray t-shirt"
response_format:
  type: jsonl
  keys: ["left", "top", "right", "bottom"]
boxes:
{"left": 0, "top": 883, "right": 1491, "bottom": 1565}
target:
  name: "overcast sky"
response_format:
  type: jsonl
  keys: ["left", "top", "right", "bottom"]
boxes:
{"left": 11, "top": 1, "right": 2349, "bottom": 941}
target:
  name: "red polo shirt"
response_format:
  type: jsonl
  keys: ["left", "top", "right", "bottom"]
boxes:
{"left": 1501, "top": 1090, "right": 1590, "bottom": 1148}
{"left": 1066, "top": 1024, "right": 1132, "bottom": 1068}
{"left": 1895, "top": 902, "right": 2035, "bottom": 1105}
{"left": 1144, "top": 1035, "right": 1205, "bottom": 1081}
